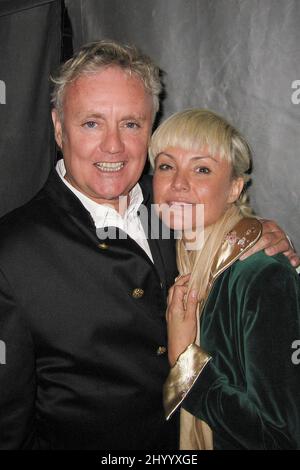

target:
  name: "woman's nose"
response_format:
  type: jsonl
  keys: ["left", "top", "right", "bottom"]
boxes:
{"left": 100, "top": 128, "right": 125, "bottom": 154}
{"left": 171, "top": 172, "right": 190, "bottom": 191}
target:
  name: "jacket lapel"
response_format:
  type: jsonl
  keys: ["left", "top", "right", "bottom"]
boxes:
{"left": 42, "top": 170, "right": 177, "bottom": 289}
{"left": 139, "top": 175, "right": 178, "bottom": 293}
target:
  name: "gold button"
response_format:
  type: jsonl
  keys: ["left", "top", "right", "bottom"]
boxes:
{"left": 98, "top": 243, "right": 109, "bottom": 250}
{"left": 156, "top": 346, "right": 167, "bottom": 356}
{"left": 132, "top": 288, "right": 144, "bottom": 299}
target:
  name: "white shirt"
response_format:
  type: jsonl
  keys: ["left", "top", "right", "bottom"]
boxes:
{"left": 56, "top": 159, "right": 153, "bottom": 262}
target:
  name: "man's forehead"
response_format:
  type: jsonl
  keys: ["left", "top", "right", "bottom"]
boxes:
{"left": 69, "top": 66, "right": 145, "bottom": 92}
{"left": 62, "top": 69, "right": 153, "bottom": 118}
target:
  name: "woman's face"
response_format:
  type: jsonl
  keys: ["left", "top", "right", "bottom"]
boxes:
{"left": 153, "top": 146, "right": 243, "bottom": 232}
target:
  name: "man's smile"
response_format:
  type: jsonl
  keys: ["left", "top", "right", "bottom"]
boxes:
{"left": 93, "top": 161, "right": 125, "bottom": 172}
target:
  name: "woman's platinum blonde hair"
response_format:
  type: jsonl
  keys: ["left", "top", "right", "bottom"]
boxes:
{"left": 51, "top": 39, "right": 162, "bottom": 120}
{"left": 149, "top": 108, "right": 253, "bottom": 216}
{"left": 149, "top": 108, "right": 256, "bottom": 316}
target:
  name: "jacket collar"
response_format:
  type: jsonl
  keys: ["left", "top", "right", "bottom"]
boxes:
{"left": 200, "top": 217, "right": 263, "bottom": 310}
{"left": 42, "top": 168, "right": 96, "bottom": 228}
{"left": 41, "top": 168, "right": 153, "bottom": 227}
{"left": 40, "top": 169, "right": 175, "bottom": 286}
{"left": 210, "top": 217, "right": 263, "bottom": 281}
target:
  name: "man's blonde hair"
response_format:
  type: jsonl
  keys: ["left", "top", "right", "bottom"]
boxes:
{"left": 51, "top": 39, "right": 162, "bottom": 120}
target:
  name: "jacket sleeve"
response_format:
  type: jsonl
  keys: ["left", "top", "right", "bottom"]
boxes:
{"left": 183, "top": 261, "right": 300, "bottom": 449}
{"left": 0, "top": 268, "right": 37, "bottom": 449}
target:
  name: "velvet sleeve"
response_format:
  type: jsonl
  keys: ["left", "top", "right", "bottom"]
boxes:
{"left": 183, "top": 260, "right": 300, "bottom": 449}
{"left": 0, "top": 268, "right": 37, "bottom": 449}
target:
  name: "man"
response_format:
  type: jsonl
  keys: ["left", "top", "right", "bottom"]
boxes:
{"left": 0, "top": 40, "right": 298, "bottom": 450}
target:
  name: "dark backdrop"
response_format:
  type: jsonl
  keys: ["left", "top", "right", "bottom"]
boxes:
{"left": 0, "top": 0, "right": 61, "bottom": 216}
{"left": 66, "top": 0, "right": 300, "bottom": 251}
{"left": 0, "top": 0, "right": 299, "bottom": 250}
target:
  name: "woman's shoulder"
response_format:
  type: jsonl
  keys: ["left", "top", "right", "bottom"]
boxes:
{"left": 222, "top": 252, "right": 300, "bottom": 331}
{"left": 210, "top": 217, "right": 299, "bottom": 297}
{"left": 229, "top": 251, "right": 299, "bottom": 292}
{"left": 217, "top": 216, "right": 298, "bottom": 287}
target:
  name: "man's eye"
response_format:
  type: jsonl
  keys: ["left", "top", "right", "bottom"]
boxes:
{"left": 195, "top": 167, "right": 210, "bottom": 174}
{"left": 84, "top": 121, "right": 97, "bottom": 129}
{"left": 125, "top": 121, "right": 140, "bottom": 129}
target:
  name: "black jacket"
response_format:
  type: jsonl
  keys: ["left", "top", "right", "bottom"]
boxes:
{"left": 0, "top": 169, "right": 178, "bottom": 449}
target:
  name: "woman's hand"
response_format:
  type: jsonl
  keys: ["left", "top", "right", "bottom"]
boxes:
{"left": 166, "top": 274, "right": 199, "bottom": 367}
{"left": 240, "top": 219, "right": 300, "bottom": 267}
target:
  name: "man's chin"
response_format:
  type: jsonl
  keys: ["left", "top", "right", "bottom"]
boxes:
{"left": 90, "top": 192, "right": 130, "bottom": 211}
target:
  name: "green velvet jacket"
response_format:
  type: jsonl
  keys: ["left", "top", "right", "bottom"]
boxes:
{"left": 183, "top": 251, "right": 300, "bottom": 449}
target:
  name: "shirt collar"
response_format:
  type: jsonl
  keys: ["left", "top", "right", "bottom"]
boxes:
{"left": 55, "top": 159, "right": 144, "bottom": 228}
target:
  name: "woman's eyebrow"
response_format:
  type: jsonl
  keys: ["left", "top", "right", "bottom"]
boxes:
{"left": 156, "top": 152, "right": 175, "bottom": 159}
{"left": 157, "top": 152, "right": 219, "bottom": 163}
{"left": 190, "top": 155, "right": 219, "bottom": 163}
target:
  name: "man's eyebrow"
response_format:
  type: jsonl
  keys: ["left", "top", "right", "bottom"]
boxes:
{"left": 121, "top": 114, "right": 147, "bottom": 121}
{"left": 76, "top": 112, "right": 104, "bottom": 120}
{"left": 157, "top": 152, "right": 219, "bottom": 162}
{"left": 77, "top": 112, "right": 147, "bottom": 121}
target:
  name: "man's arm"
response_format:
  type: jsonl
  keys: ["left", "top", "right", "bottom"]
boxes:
{"left": 240, "top": 219, "right": 300, "bottom": 268}
{"left": 0, "top": 268, "right": 37, "bottom": 449}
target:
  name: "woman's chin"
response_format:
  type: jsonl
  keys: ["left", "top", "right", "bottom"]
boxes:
{"left": 156, "top": 204, "right": 205, "bottom": 232}
{"left": 163, "top": 218, "right": 193, "bottom": 232}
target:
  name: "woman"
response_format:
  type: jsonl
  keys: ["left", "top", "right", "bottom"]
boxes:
{"left": 149, "top": 109, "right": 300, "bottom": 450}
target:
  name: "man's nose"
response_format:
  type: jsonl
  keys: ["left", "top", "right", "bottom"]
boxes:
{"left": 100, "top": 128, "right": 125, "bottom": 154}
{"left": 171, "top": 171, "right": 190, "bottom": 192}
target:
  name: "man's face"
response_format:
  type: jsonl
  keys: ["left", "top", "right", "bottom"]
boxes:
{"left": 52, "top": 66, "right": 153, "bottom": 210}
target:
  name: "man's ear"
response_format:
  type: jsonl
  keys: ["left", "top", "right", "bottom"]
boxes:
{"left": 51, "top": 109, "right": 63, "bottom": 149}
{"left": 227, "top": 177, "right": 244, "bottom": 204}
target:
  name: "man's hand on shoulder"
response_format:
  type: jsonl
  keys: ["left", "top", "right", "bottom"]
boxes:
{"left": 240, "top": 219, "right": 300, "bottom": 268}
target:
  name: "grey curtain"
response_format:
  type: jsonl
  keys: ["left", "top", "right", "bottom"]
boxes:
{"left": 0, "top": 0, "right": 61, "bottom": 217}
{"left": 66, "top": 0, "right": 300, "bottom": 250}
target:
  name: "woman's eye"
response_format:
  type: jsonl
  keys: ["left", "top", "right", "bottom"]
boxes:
{"left": 84, "top": 121, "right": 97, "bottom": 129}
{"left": 157, "top": 163, "right": 173, "bottom": 171}
{"left": 195, "top": 167, "right": 210, "bottom": 174}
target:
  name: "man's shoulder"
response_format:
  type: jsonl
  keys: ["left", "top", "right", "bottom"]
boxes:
{"left": 0, "top": 195, "right": 47, "bottom": 251}
{"left": 0, "top": 167, "right": 72, "bottom": 235}
{"left": 0, "top": 173, "right": 58, "bottom": 247}
{"left": 0, "top": 192, "right": 47, "bottom": 227}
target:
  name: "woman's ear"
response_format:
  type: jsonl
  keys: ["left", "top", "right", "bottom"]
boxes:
{"left": 51, "top": 109, "right": 63, "bottom": 149}
{"left": 227, "top": 177, "right": 244, "bottom": 204}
